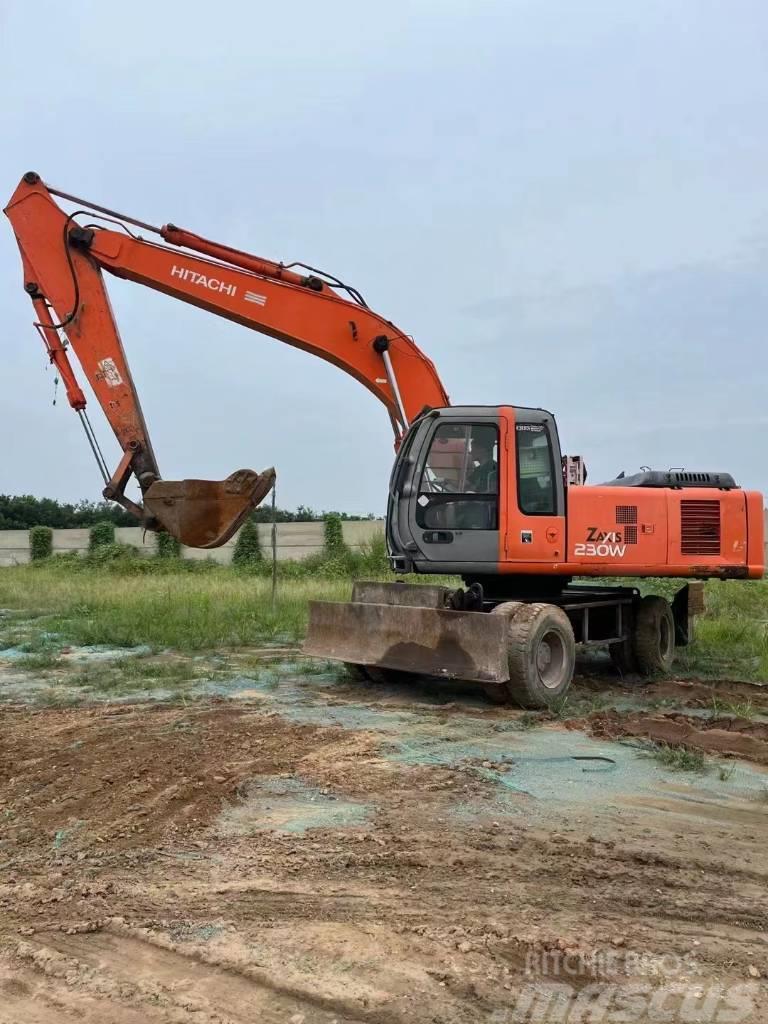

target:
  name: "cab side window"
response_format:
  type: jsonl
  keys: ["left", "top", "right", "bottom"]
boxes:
{"left": 516, "top": 423, "right": 556, "bottom": 515}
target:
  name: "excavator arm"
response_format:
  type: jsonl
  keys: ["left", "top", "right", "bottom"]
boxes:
{"left": 5, "top": 172, "right": 449, "bottom": 547}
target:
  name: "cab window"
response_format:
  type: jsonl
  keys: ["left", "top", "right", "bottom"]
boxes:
{"left": 516, "top": 423, "right": 555, "bottom": 515}
{"left": 417, "top": 423, "right": 498, "bottom": 530}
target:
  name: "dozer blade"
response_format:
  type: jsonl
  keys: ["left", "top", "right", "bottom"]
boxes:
{"left": 304, "top": 600, "right": 510, "bottom": 684}
{"left": 144, "top": 467, "right": 276, "bottom": 549}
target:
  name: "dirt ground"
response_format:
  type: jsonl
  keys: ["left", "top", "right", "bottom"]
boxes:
{"left": 1, "top": 661, "right": 767, "bottom": 1023}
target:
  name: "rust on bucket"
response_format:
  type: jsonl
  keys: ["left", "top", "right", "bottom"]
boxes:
{"left": 144, "top": 467, "right": 276, "bottom": 548}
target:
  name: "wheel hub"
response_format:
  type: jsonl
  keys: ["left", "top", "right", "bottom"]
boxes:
{"left": 537, "top": 642, "right": 553, "bottom": 671}
{"left": 536, "top": 629, "right": 567, "bottom": 689}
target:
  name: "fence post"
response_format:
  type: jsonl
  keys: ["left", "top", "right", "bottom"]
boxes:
{"left": 270, "top": 485, "right": 278, "bottom": 611}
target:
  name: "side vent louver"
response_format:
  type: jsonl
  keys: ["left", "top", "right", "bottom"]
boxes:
{"left": 616, "top": 506, "right": 638, "bottom": 544}
{"left": 681, "top": 500, "right": 721, "bottom": 555}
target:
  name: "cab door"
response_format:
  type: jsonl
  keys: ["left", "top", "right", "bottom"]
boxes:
{"left": 502, "top": 407, "right": 567, "bottom": 566}
{"left": 400, "top": 408, "right": 504, "bottom": 572}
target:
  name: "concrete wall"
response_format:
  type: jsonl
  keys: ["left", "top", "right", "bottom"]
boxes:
{"left": 3, "top": 510, "right": 768, "bottom": 568}
{"left": 0, "top": 531, "right": 30, "bottom": 568}
{"left": 0, "top": 520, "right": 385, "bottom": 567}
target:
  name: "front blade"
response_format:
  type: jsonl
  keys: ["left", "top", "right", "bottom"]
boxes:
{"left": 144, "top": 467, "right": 275, "bottom": 548}
{"left": 304, "top": 600, "right": 510, "bottom": 683}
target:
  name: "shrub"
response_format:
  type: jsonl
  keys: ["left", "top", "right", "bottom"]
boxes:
{"left": 86, "top": 541, "right": 138, "bottom": 566}
{"left": 89, "top": 520, "right": 115, "bottom": 551}
{"left": 29, "top": 525, "right": 53, "bottom": 561}
{"left": 356, "top": 533, "right": 389, "bottom": 575}
{"left": 323, "top": 513, "right": 347, "bottom": 558}
{"left": 156, "top": 531, "right": 181, "bottom": 559}
{"left": 51, "top": 551, "right": 81, "bottom": 568}
{"left": 232, "top": 518, "right": 263, "bottom": 568}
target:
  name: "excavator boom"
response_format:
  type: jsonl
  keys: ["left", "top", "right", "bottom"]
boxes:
{"left": 5, "top": 172, "right": 449, "bottom": 546}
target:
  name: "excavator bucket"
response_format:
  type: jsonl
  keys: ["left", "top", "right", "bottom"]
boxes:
{"left": 144, "top": 468, "right": 276, "bottom": 549}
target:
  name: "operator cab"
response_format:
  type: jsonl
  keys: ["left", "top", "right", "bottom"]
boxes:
{"left": 387, "top": 405, "right": 565, "bottom": 575}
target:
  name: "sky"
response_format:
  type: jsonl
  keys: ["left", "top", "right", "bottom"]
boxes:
{"left": 1, "top": 0, "right": 767, "bottom": 516}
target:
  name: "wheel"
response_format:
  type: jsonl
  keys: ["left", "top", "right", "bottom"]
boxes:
{"left": 632, "top": 595, "right": 675, "bottom": 674}
{"left": 492, "top": 602, "right": 576, "bottom": 708}
{"left": 486, "top": 603, "right": 523, "bottom": 704}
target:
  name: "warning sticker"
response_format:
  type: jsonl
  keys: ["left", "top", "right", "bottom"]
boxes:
{"left": 97, "top": 358, "right": 123, "bottom": 387}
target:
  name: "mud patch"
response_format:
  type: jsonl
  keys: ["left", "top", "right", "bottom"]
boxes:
{"left": 0, "top": 705, "right": 362, "bottom": 852}
{"left": 642, "top": 677, "right": 768, "bottom": 712}
{"left": 576, "top": 710, "right": 768, "bottom": 766}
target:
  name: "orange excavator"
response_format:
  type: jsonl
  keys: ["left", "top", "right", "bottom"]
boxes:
{"left": 6, "top": 172, "right": 764, "bottom": 706}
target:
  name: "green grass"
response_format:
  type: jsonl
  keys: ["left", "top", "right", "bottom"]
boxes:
{"left": 668, "top": 579, "right": 768, "bottom": 682}
{"left": 0, "top": 534, "right": 425, "bottom": 655}
{"left": 544, "top": 695, "right": 572, "bottom": 719}
{"left": 1, "top": 566, "right": 767, "bottom": 685}
{"left": 643, "top": 742, "right": 708, "bottom": 772}
{"left": 0, "top": 566, "right": 352, "bottom": 650}
{"left": 293, "top": 659, "right": 338, "bottom": 676}
{"left": 14, "top": 651, "right": 61, "bottom": 671}
{"left": 543, "top": 692, "right": 615, "bottom": 721}
{"left": 31, "top": 680, "right": 87, "bottom": 708}
{"left": 708, "top": 696, "right": 757, "bottom": 720}
{"left": 68, "top": 658, "right": 211, "bottom": 695}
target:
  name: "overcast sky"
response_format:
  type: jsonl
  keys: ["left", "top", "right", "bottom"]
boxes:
{"left": 1, "top": 0, "right": 767, "bottom": 515}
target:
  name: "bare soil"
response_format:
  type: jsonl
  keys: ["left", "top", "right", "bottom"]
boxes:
{"left": 572, "top": 674, "right": 768, "bottom": 764}
{"left": 575, "top": 709, "right": 768, "bottom": 764}
{"left": 1, "top": 672, "right": 768, "bottom": 1022}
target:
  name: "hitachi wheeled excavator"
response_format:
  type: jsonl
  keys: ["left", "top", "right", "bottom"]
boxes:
{"left": 6, "top": 173, "right": 764, "bottom": 707}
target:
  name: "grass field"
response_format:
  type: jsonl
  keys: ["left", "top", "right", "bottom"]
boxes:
{"left": 0, "top": 564, "right": 353, "bottom": 649}
{"left": 0, "top": 562, "right": 767, "bottom": 680}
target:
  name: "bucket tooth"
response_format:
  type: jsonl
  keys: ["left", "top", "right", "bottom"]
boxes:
{"left": 144, "top": 467, "right": 275, "bottom": 548}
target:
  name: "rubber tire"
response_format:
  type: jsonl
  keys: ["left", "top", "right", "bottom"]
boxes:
{"left": 485, "top": 603, "right": 524, "bottom": 704}
{"left": 493, "top": 602, "right": 576, "bottom": 709}
{"left": 632, "top": 595, "right": 675, "bottom": 675}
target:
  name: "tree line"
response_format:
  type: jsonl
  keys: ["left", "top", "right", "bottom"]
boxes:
{"left": 0, "top": 494, "right": 378, "bottom": 530}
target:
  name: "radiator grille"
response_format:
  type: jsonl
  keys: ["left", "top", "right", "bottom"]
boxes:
{"left": 616, "top": 505, "right": 638, "bottom": 524}
{"left": 623, "top": 525, "right": 638, "bottom": 545}
{"left": 681, "top": 500, "right": 721, "bottom": 555}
